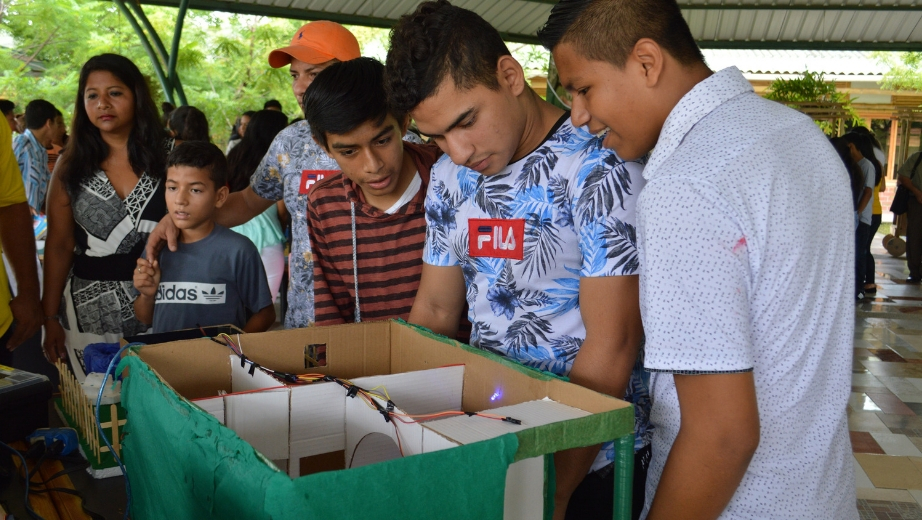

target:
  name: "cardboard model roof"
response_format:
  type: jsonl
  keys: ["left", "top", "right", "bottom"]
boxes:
{"left": 132, "top": 0, "right": 922, "bottom": 51}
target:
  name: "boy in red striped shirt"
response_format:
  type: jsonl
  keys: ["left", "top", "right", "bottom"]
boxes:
{"left": 304, "top": 57, "right": 442, "bottom": 326}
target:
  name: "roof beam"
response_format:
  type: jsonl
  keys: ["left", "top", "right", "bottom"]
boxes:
{"left": 524, "top": 0, "right": 922, "bottom": 10}
{"left": 697, "top": 40, "right": 922, "bottom": 51}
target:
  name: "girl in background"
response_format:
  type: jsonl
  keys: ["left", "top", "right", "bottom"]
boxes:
{"left": 226, "top": 110, "right": 289, "bottom": 302}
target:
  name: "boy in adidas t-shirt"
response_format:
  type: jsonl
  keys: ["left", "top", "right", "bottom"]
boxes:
{"left": 133, "top": 142, "right": 275, "bottom": 333}
{"left": 386, "top": 3, "right": 649, "bottom": 519}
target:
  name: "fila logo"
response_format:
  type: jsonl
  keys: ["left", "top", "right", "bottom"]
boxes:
{"left": 156, "top": 282, "right": 226, "bottom": 305}
{"left": 299, "top": 170, "right": 334, "bottom": 194}
{"left": 469, "top": 219, "right": 525, "bottom": 260}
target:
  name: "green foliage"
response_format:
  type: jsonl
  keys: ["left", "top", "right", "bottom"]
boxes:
{"left": 764, "top": 69, "right": 863, "bottom": 134}
{"left": 0, "top": 0, "right": 551, "bottom": 146}
{"left": 874, "top": 51, "right": 922, "bottom": 92}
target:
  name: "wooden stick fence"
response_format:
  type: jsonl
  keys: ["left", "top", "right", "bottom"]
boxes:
{"left": 55, "top": 361, "right": 126, "bottom": 462}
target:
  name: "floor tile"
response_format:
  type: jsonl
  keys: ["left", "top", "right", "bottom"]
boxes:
{"left": 856, "top": 454, "right": 922, "bottom": 489}
{"left": 857, "top": 487, "right": 918, "bottom": 502}
{"left": 871, "top": 433, "right": 922, "bottom": 457}
{"left": 853, "top": 431, "right": 886, "bottom": 454}
{"left": 868, "top": 392, "right": 917, "bottom": 415}
{"left": 879, "top": 414, "right": 922, "bottom": 431}
{"left": 855, "top": 373, "right": 890, "bottom": 388}
{"left": 856, "top": 456, "right": 877, "bottom": 488}
{"left": 909, "top": 404, "right": 922, "bottom": 416}
{"left": 872, "top": 349, "right": 909, "bottom": 363}
{"left": 863, "top": 361, "right": 922, "bottom": 378}
{"left": 851, "top": 411, "right": 893, "bottom": 433}
{"left": 857, "top": 499, "right": 922, "bottom": 520}
{"left": 853, "top": 393, "right": 884, "bottom": 412}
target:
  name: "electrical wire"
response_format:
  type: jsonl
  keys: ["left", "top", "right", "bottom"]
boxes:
{"left": 0, "top": 439, "right": 43, "bottom": 519}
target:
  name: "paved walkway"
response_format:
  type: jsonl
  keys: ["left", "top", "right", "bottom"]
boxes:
{"left": 854, "top": 233, "right": 922, "bottom": 519}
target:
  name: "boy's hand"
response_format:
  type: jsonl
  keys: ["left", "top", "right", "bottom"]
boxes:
{"left": 134, "top": 258, "right": 161, "bottom": 298}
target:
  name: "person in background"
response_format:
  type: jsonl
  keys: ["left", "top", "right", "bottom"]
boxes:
{"left": 898, "top": 148, "right": 922, "bottom": 284}
{"left": 47, "top": 124, "right": 68, "bottom": 176}
{"left": 161, "top": 101, "right": 175, "bottom": 132}
{"left": 225, "top": 110, "right": 255, "bottom": 154}
{"left": 830, "top": 137, "right": 865, "bottom": 220}
{"left": 13, "top": 99, "right": 62, "bottom": 215}
{"left": 226, "top": 109, "right": 289, "bottom": 302}
{"left": 133, "top": 142, "right": 275, "bottom": 333}
{"left": 0, "top": 94, "right": 42, "bottom": 367}
{"left": 850, "top": 127, "right": 887, "bottom": 295}
{"left": 843, "top": 132, "right": 881, "bottom": 300}
{"left": 0, "top": 100, "right": 17, "bottom": 133}
{"left": 263, "top": 99, "right": 283, "bottom": 112}
{"left": 168, "top": 105, "right": 210, "bottom": 148}
{"left": 42, "top": 54, "right": 167, "bottom": 381}
{"left": 540, "top": 0, "right": 856, "bottom": 518}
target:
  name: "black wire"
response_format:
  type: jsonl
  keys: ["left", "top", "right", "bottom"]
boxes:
{"left": 0, "top": 440, "right": 45, "bottom": 520}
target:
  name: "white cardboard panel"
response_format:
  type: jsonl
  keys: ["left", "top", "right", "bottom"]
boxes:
{"left": 424, "top": 399, "right": 591, "bottom": 445}
{"left": 289, "top": 382, "right": 348, "bottom": 477}
{"left": 192, "top": 397, "right": 226, "bottom": 424}
{"left": 229, "top": 354, "right": 283, "bottom": 392}
{"left": 224, "top": 389, "right": 290, "bottom": 460}
{"left": 504, "top": 457, "right": 545, "bottom": 520}
{"left": 350, "top": 366, "right": 464, "bottom": 415}
{"left": 345, "top": 395, "right": 425, "bottom": 466}
{"left": 421, "top": 427, "right": 460, "bottom": 453}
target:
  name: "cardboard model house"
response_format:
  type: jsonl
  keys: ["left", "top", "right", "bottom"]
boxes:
{"left": 118, "top": 320, "right": 635, "bottom": 520}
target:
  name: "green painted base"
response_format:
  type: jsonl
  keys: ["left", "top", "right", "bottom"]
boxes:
{"left": 53, "top": 397, "right": 126, "bottom": 475}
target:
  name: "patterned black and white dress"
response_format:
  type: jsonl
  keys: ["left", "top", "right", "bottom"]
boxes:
{"left": 62, "top": 170, "right": 165, "bottom": 380}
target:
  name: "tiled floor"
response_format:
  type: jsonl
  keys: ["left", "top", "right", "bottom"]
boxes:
{"left": 854, "top": 233, "right": 922, "bottom": 519}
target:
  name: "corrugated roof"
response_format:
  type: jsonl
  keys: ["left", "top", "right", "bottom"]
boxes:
{"left": 701, "top": 49, "right": 888, "bottom": 78}
{"left": 135, "top": 0, "right": 922, "bottom": 51}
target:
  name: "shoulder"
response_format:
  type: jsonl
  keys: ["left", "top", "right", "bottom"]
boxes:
{"left": 214, "top": 225, "right": 260, "bottom": 253}
{"left": 404, "top": 141, "right": 443, "bottom": 172}
{"left": 270, "top": 121, "right": 314, "bottom": 149}
{"left": 308, "top": 172, "right": 345, "bottom": 203}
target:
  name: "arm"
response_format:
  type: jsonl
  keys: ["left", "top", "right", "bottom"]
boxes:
{"left": 41, "top": 170, "right": 75, "bottom": 362}
{"left": 646, "top": 372, "right": 760, "bottom": 520}
{"left": 132, "top": 257, "right": 159, "bottom": 326}
{"left": 144, "top": 187, "right": 273, "bottom": 260}
{"left": 0, "top": 201, "right": 41, "bottom": 350}
{"left": 857, "top": 187, "right": 872, "bottom": 213}
{"left": 243, "top": 304, "right": 276, "bottom": 333}
{"left": 552, "top": 275, "right": 644, "bottom": 519}
{"left": 407, "top": 263, "right": 467, "bottom": 338}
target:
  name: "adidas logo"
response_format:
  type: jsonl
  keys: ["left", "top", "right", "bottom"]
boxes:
{"left": 156, "top": 282, "right": 227, "bottom": 305}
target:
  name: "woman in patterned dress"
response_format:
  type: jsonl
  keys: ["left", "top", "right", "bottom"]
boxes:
{"left": 41, "top": 54, "right": 167, "bottom": 381}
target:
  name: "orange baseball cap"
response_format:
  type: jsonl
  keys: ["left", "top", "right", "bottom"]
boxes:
{"left": 268, "top": 21, "right": 361, "bottom": 68}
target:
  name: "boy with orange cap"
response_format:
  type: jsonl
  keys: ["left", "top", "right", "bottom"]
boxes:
{"left": 147, "top": 21, "right": 420, "bottom": 328}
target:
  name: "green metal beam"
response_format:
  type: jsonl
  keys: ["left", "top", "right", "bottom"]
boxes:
{"left": 167, "top": 0, "right": 189, "bottom": 105}
{"left": 112, "top": 0, "right": 175, "bottom": 104}
{"left": 530, "top": 0, "right": 922, "bottom": 9}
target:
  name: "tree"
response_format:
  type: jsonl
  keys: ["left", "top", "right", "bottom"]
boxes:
{"left": 874, "top": 51, "right": 922, "bottom": 92}
{"left": 0, "top": 0, "right": 551, "bottom": 146}
{"left": 763, "top": 69, "right": 862, "bottom": 135}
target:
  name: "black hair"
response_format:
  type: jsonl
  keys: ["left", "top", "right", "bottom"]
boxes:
{"left": 228, "top": 110, "right": 257, "bottom": 141}
{"left": 830, "top": 137, "right": 865, "bottom": 210}
{"left": 303, "top": 57, "right": 402, "bottom": 150}
{"left": 537, "top": 0, "right": 705, "bottom": 68}
{"left": 59, "top": 54, "right": 166, "bottom": 197}
{"left": 0, "top": 99, "right": 15, "bottom": 116}
{"left": 263, "top": 99, "right": 283, "bottom": 111}
{"left": 384, "top": 0, "right": 511, "bottom": 114}
{"left": 167, "top": 141, "right": 228, "bottom": 189}
{"left": 849, "top": 126, "right": 885, "bottom": 153}
{"left": 168, "top": 105, "right": 210, "bottom": 142}
{"left": 843, "top": 132, "right": 883, "bottom": 187}
{"left": 226, "top": 110, "right": 289, "bottom": 192}
{"left": 24, "top": 99, "right": 59, "bottom": 130}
